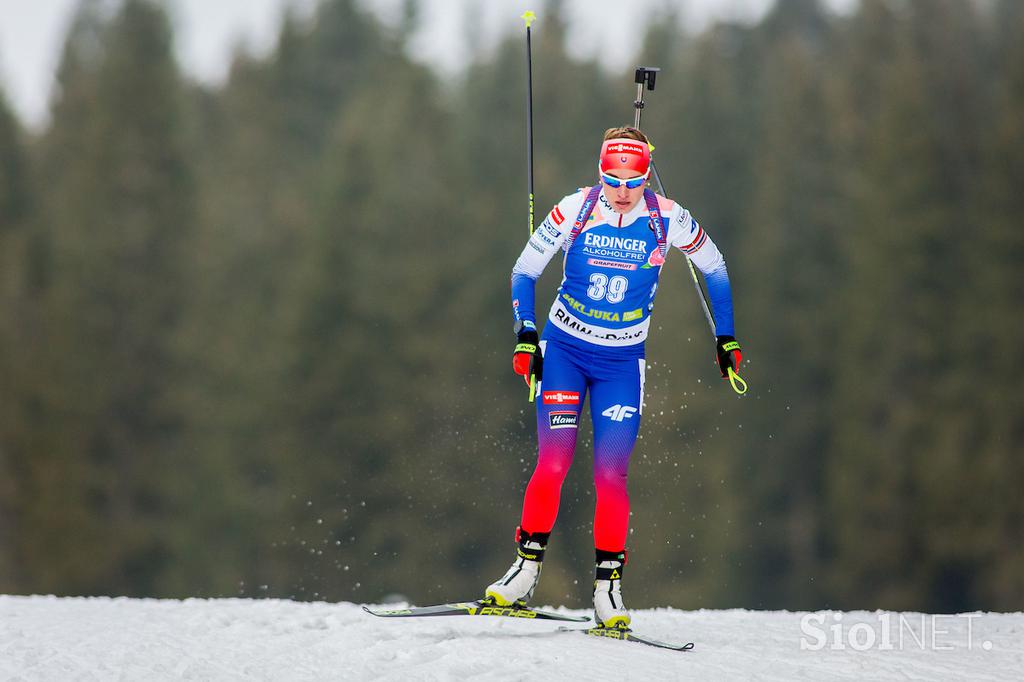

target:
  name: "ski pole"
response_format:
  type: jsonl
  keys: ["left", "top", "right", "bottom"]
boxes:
{"left": 523, "top": 11, "right": 537, "bottom": 238}
{"left": 632, "top": 66, "right": 747, "bottom": 395}
{"left": 523, "top": 10, "right": 539, "bottom": 402}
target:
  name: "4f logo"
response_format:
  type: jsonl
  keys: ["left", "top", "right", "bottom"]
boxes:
{"left": 601, "top": 404, "right": 637, "bottom": 422}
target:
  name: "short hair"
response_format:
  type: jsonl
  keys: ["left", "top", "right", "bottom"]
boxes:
{"left": 602, "top": 126, "right": 649, "bottom": 144}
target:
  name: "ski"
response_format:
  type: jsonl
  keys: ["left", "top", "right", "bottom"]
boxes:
{"left": 363, "top": 600, "right": 590, "bottom": 623}
{"left": 559, "top": 625, "right": 695, "bottom": 651}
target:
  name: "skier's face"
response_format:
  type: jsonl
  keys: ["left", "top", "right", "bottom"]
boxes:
{"left": 601, "top": 169, "right": 646, "bottom": 214}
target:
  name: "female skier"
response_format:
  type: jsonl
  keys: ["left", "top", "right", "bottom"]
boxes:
{"left": 484, "top": 126, "right": 743, "bottom": 629}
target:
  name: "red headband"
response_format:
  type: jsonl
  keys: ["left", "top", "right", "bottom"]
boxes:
{"left": 599, "top": 137, "right": 651, "bottom": 175}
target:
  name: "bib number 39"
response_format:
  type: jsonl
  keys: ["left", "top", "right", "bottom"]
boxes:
{"left": 587, "top": 274, "right": 628, "bottom": 304}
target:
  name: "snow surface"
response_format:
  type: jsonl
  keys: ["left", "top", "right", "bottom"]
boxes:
{"left": 1, "top": 596, "right": 1022, "bottom": 681}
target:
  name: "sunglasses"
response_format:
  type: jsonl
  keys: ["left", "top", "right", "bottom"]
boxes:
{"left": 600, "top": 169, "right": 650, "bottom": 189}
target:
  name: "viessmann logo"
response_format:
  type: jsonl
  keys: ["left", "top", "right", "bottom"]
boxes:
{"left": 606, "top": 141, "right": 644, "bottom": 156}
{"left": 543, "top": 391, "right": 580, "bottom": 405}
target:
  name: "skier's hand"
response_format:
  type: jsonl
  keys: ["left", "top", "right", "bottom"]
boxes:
{"left": 715, "top": 335, "right": 743, "bottom": 378}
{"left": 513, "top": 329, "right": 543, "bottom": 386}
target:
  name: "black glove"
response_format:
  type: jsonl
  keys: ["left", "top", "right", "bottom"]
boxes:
{"left": 513, "top": 329, "right": 543, "bottom": 385}
{"left": 716, "top": 335, "right": 743, "bottom": 377}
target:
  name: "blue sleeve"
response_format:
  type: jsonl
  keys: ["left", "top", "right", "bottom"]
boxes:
{"left": 704, "top": 264, "right": 735, "bottom": 337}
{"left": 510, "top": 192, "right": 583, "bottom": 331}
{"left": 511, "top": 272, "right": 538, "bottom": 329}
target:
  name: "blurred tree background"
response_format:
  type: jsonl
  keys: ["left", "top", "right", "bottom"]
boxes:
{"left": 0, "top": 0, "right": 1021, "bottom": 613}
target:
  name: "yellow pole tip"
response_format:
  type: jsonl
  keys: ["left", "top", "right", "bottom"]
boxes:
{"left": 522, "top": 10, "right": 536, "bottom": 27}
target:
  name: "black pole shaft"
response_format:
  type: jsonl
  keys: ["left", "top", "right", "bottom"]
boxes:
{"left": 634, "top": 81, "right": 644, "bottom": 129}
{"left": 525, "top": 24, "right": 535, "bottom": 235}
{"left": 649, "top": 159, "right": 717, "bottom": 335}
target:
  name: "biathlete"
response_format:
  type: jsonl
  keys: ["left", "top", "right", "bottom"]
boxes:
{"left": 484, "top": 126, "right": 743, "bottom": 629}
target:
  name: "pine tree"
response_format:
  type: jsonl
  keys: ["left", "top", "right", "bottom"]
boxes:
{"left": 825, "top": 0, "right": 990, "bottom": 611}
{"left": 0, "top": 93, "right": 27, "bottom": 232}
{"left": 724, "top": 0, "right": 842, "bottom": 609}
{"left": 0, "top": 85, "right": 32, "bottom": 590}
{"left": 957, "top": 0, "right": 1024, "bottom": 609}
{"left": 1, "top": 0, "right": 106, "bottom": 595}
{"left": 16, "top": 0, "right": 196, "bottom": 597}
{"left": 172, "top": 0, "right": 397, "bottom": 598}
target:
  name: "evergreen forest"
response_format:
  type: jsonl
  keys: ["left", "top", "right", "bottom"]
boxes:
{"left": 1, "top": 0, "right": 1022, "bottom": 613}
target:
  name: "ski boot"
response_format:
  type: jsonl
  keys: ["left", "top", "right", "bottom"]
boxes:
{"left": 593, "top": 549, "right": 630, "bottom": 629}
{"left": 484, "top": 527, "right": 549, "bottom": 606}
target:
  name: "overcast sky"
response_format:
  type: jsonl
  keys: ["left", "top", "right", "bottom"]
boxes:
{"left": 0, "top": 0, "right": 855, "bottom": 129}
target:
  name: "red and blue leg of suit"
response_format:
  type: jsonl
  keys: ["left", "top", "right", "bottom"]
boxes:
{"left": 520, "top": 334, "right": 645, "bottom": 553}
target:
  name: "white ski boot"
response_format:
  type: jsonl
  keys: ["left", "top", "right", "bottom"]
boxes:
{"left": 484, "top": 528, "right": 549, "bottom": 606}
{"left": 593, "top": 549, "right": 630, "bottom": 629}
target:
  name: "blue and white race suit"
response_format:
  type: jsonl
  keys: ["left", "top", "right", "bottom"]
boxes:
{"left": 509, "top": 185, "right": 736, "bottom": 551}
{"left": 511, "top": 186, "right": 734, "bottom": 352}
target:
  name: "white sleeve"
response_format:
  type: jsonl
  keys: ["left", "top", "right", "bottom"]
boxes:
{"left": 667, "top": 203, "right": 725, "bottom": 274}
{"left": 511, "top": 192, "right": 583, "bottom": 279}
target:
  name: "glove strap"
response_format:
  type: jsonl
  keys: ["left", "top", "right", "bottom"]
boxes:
{"left": 727, "top": 367, "right": 748, "bottom": 395}
{"left": 721, "top": 341, "right": 741, "bottom": 353}
{"left": 515, "top": 342, "right": 538, "bottom": 355}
